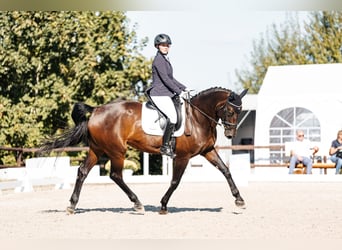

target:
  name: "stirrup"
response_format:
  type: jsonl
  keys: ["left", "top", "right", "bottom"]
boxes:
{"left": 160, "top": 145, "right": 176, "bottom": 159}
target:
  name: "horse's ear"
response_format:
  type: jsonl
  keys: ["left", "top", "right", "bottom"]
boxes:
{"left": 239, "top": 89, "right": 248, "bottom": 99}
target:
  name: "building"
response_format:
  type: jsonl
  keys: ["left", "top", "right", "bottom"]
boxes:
{"left": 254, "top": 63, "right": 342, "bottom": 166}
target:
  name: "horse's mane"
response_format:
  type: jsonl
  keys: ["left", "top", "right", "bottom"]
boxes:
{"left": 191, "top": 87, "right": 232, "bottom": 100}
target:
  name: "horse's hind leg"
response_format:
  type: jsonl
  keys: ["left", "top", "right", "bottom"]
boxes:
{"left": 109, "top": 157, "right": 144, "bottom": 213}
{"left": 67, "top": 149, "right": 99, "bottom": 214}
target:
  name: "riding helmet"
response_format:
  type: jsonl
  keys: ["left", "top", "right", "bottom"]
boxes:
{"left": 154, "top": 34, "right": 172, "bottom": 48}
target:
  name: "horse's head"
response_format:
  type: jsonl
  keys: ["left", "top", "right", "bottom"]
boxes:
{"left": 217, "top": 89, "right": 248, "bottom": 139}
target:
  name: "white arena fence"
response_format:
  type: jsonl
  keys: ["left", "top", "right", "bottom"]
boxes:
{"left": 1, "top": 145, "right": 342, "bottom": 194}
{"left": 0, "top": 153, "right": 251, "bottom": 194}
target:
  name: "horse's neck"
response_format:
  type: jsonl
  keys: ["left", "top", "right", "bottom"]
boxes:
{"left": 189, "top": 92, "right": 227, "bottom": 127}
{"left": 192, "top": 91, "right": 228, "bottom": 112}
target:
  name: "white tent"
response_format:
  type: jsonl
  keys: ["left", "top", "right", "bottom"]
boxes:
{"left": 254, "top": 63, "right": 342, "bottom": 164}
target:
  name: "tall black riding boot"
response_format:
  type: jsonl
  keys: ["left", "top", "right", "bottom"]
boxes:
{"left": 160, "top": 121, "right": 176, "bottom": 158}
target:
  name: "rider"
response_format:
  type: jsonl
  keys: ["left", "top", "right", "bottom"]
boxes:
{"left": 149, "top": 33, "right": 187, "bottom": 158}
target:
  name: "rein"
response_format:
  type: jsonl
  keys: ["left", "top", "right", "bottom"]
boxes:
{"left": 182, "top": 97, "right": 221, "bottom": 126}
{"left": 182, "top": 97, "right": 239, "bottom": 128}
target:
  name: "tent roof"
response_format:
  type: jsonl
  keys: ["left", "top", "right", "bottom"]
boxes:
{"left": 242, "top": 94, "right": 257, "bottom": 111}
{"left": 259, "top": 63, "right": 342, "bottom": 97}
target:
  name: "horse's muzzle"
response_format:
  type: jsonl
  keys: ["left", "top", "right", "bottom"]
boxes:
{"left": 224, "top": 128, "right": 236, "bottom": 139}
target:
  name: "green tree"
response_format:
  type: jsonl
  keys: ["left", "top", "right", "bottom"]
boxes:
{"left": 0, "top": 11, "right": 151, "bottom": 165}
{"left": 304, "top": 11, "right": 342, "bottom": 63}
{"left": 236, "top": 11, "right": 342, "bottom": 94}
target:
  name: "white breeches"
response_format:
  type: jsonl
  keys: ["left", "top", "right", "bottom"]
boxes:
{"left": 150, "top": 96, "right": 177, "bottom": 123}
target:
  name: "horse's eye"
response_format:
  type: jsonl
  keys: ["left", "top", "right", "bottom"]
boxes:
{"left": 227, "top": 110, "right": 234, "bottom": 116}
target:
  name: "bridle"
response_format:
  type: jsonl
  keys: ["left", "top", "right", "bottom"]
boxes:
{"left": 182, "top": 95, "right": 241, "bottom": 129}
{"left": 217, "top": 99, "right": 242, "bottom": 129}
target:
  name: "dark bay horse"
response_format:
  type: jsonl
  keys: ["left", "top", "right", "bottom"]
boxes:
{"left": 42, "top": 87, "right": 248, "bottom": 214}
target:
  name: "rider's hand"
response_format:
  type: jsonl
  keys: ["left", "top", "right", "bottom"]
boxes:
{"left": 180, "top": 91, "right": 188, "bottom": 98}
{"left": 181, "top": 88, "right": 194, "bottom": 98}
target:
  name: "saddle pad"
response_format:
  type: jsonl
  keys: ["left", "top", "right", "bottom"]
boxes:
{"left": 141, "top": 102, "right": 185, "bottom": 137}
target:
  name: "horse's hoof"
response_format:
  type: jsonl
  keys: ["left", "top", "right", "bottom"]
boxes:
{"left": 66, "top": 206, "right": 75, "bottom": 215}
{"left": 133, "top": 203, "right": 145, "bottom": 214}
{"left": 235, "top": 199, "right": 246, "bottom": 209}
{"left": 159, "top": 209, "right": 168, "bottom": 215}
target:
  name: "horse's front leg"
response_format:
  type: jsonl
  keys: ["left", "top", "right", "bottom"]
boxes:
{"left": 204, "top": 149, "right": 246, "bottom": 208}
{"left": 160, "top": 157, "right": 189, "bottom": 214}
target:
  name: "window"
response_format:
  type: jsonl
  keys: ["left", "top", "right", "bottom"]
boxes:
{"left": 269, "top": 107, "right": 320, "bottom": 163}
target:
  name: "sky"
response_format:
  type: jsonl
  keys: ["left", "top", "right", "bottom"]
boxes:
{"left": 126, "top": 11, "right": 308, "bottom": 92}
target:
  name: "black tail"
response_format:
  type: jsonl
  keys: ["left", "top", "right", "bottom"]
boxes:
{"left": 40, "top": 103, "right": 94, "bottom": 153}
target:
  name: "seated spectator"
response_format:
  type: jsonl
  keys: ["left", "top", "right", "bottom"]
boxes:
{"left": 289, "top": 130, "right": 319, "bottom": 174}
{"left": 329, "top": 130, "right": 342, "bottom": 174}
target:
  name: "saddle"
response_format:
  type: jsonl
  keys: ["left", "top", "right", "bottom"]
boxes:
{"left": 142, "top": 88, "right": 185, "bottom": 136}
